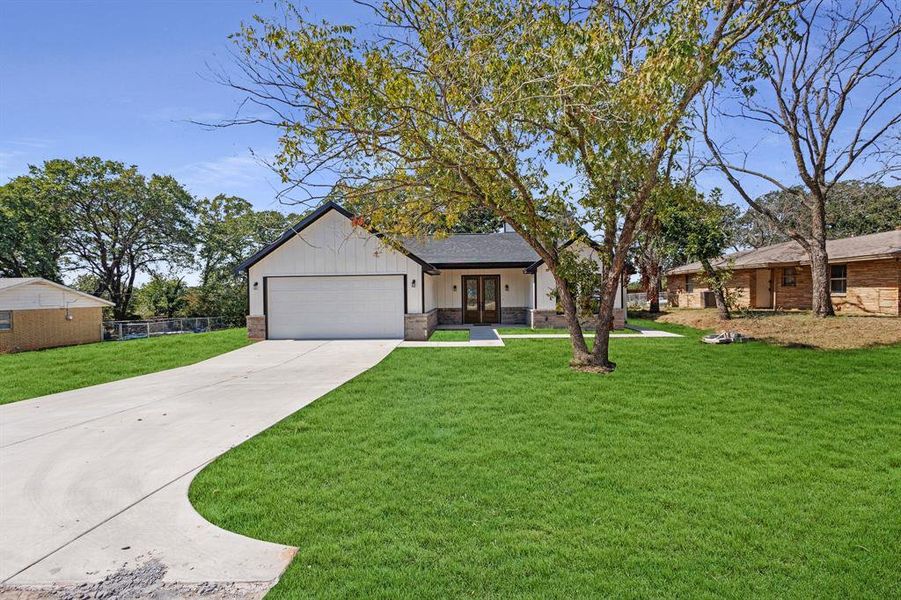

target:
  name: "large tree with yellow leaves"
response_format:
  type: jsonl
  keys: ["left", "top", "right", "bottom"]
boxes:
{"left": 222, "top": 0, "right": 791, "bottom": 371}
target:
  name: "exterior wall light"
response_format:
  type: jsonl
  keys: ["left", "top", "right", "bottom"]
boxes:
{"left": 411, "top": 279, "right": 416, "bottom": 288}
{"left": 504, "top": 284, "right": 509, "bottom": 291}
{"left": 253, "top": 281, "right": 259, "bottom": 289}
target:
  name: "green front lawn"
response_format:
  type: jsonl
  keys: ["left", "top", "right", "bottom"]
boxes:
{"left": 0, "top": 328, "right": 251, "bottom": 405}
{"left": 190, "top": 322, "right": 900, "bottom": 598}
{"left": 428, "top": 329, "right": 470, "bottom": 342}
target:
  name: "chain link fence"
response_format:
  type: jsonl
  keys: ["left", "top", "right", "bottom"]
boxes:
{"left": 626, "top": 292, "right": 668, "bottom": 310}
{"left": 103, "top": 317, "right": 230, "bottom": 341}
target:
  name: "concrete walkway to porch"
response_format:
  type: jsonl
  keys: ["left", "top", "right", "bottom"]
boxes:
{"left": 398, "top": 324, "right": 505, "bottom": 348}
{"left": 398, "top": 324, "right": 682, "bottom": 347}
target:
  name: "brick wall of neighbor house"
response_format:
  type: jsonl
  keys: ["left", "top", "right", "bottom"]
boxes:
{"left": 0, "top": 307, "right": 103, "bottom": 353}
{"left": 246, "top": 315, "right": 266, "bottom": 340}
{"left": 404, "top": 309, "right": 438, "bottom": 341}
{"left": 667, "top": 272, "right": 752, "bottom": 309}
{"left": 669, "top": 258, "right": 899, "bottom": 315}
{"left": 773, "top": 265, "right": 813, "bottom": 309}
{"left": 529, "top": 308, "right": 626, "bottom": 330}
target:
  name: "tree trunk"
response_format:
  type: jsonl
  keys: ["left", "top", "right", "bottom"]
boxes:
{"left": 551, "top": 272, "right": 592, "bottom": 365}
{"left": 809, "top": 242, "right": 834, "bottom": 317}
{"left": 647, "top": 270, "right": 660, "bottom": 313}
{"left": 701, "top": 261, "right": 730, "bottom": 320}
{"left": 713, "top": 286, "right": 730, "bottom": 320}
{"left": 585, "top": 268, "right": 620, "bottom": 372}
{"left": 808, "top": 204, "right": 834, "bottom": 317}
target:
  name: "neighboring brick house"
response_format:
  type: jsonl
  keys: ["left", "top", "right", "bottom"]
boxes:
{"left": 0, "top": 278, "right": 113, "bottom": 353}
{"left": 666, "top": 230, "right": 900, "bottom": 316}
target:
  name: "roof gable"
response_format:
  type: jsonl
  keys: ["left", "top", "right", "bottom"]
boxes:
{"left": 235, "top": 201, "right": 438, "bottom": 274}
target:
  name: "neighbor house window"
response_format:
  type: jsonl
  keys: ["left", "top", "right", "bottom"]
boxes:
{"left": 0, "top": 311, "right": 10, "bottom": 331}
{"left": 782, "top": 267, "right": 797, "bottom": 287}
{"left": 685, "top": 276, "right": 694, "bottom": 293}
{"left": 830, "top": 265, "right": 847, "bottom": 294}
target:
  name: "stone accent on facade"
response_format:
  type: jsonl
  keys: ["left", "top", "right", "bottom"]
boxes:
{"left": 437, "top": 308, "right": 463, "bottom": 325}
{"left": 667, "top": 258, "right": 899, "bottom": 316}
{"left": 246, "top": 315, "right": 266, "bottom": 340}
{"left": 529, "top": 308, "right": 626, "bottom": 330}
{"left": 835, "top": 258, "right": 900, "bottom": 316}
{"left": 500, "top": 306, "right": 528, "bottom": 324}
{"left": 404, "top": 309, "right": 438, "bottom": 341}
{"left": 0, "top": 307, "right": 103, "bottom": 353}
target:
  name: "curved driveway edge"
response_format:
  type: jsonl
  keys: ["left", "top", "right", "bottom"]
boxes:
{"left": 0, "top": 340, "right": 399, "bottom": 596}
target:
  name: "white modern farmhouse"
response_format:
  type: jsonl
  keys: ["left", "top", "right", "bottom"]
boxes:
{"left": 237, "top": 202, "right": 627, "bottom": 341}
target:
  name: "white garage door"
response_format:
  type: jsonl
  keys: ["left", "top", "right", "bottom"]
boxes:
{"left": 266, "top": 275, "right": 405, "bottom": 339}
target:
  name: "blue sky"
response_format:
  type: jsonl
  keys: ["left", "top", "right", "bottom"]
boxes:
{"left": 1, "top": 0, "right": 889, "bottom": 216}
{"left": 0, "top": 0, "right": 373, "bottom": 214}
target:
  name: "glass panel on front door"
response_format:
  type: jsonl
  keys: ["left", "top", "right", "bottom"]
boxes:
{"left": 463, "top": 275, "right": 500, "bottom": 324}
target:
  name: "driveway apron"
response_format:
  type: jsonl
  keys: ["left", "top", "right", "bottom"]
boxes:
{"left": 0, "top": 339, "right": 398, "bottom": 594}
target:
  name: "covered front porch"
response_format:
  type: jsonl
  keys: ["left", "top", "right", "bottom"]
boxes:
{"left": 405, "top": 264, "right": 626, "bottom": 340}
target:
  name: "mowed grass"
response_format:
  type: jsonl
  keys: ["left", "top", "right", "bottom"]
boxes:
{"left": 190, "top": 322, "right": 901, "bottom": 599}
{"left": 0, "top": 328, "right": 251, "bottom": 404}
{"left": 428, "top": 329, "right": 470, "bottom": 341}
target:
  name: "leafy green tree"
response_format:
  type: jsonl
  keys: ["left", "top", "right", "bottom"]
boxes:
{"left": 224, "top": 0, "right": 789, "bottom": 371}
{"left": 195, "top": 195, "right": 298, "bottom": 286}
{"left": 192, "top": 195, "right": 299, "bottom": 324}
{"left": 0, "top": 173, "right": 69, "bottom": 280}
{"left": 737, "top": 182, "right": 901, "bottom": 248}
{"left": 137, "top": 273, "right": 189, "bottom": 318}
{"left": 16, "top": 158, "right": 196, "bottom": 319}
{"left": 659, "top": 189, "right": 738, "bottom": 320}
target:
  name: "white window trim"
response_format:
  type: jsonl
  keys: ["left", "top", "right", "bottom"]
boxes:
{"left": 830, "top": 265, "right": 848, "bottom": 295}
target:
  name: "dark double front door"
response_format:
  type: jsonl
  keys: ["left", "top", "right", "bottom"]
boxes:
{"left": 463, "top": 275, "right": 500, "bottom": 324}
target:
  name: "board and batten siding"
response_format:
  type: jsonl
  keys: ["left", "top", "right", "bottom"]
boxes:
{"left": 532, "top": 242, "right": 624, "bottom": 311}
{"left": 247, "top": 209, "right": 424, "bottom": 316}
{"left": 0, "top": 281, "right": 110, "bottom": 310}
{"left": 429, "top": 268, "right": 532, "bottom": 310}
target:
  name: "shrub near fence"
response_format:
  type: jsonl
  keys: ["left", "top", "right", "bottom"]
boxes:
{"left": 103, "top": 317, "right": 230, "bottom": 341}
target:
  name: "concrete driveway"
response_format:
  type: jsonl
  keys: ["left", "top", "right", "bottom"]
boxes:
{"left": 0, "top": 339, "right": 399, "bottom": 598}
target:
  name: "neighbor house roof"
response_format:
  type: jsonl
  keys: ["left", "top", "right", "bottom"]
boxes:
{"left": 667, "top": 229, "right": 901, "bottom": 275}
{"left": 0, "top": 277, "right": 114, "bottom": 306}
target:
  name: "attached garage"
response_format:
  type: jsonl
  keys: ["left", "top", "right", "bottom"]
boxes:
{"left": 266, "top": 275, "right": 405, "bottom": 339}
{"left": 238, "top": 202, "right": 435, "bottom": 341}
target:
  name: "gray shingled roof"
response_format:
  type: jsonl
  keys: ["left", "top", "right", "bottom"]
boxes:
{"left": 668, "top": 229, "right": 901, "bottom": 275}
{"left": 401, "top": 232, "right": 540, "bottom": 266}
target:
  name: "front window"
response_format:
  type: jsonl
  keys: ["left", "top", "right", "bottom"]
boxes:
{"left": 782, "top": 267, "right": 797, "bottom": 287}
{"left": 0, "top": 311, "right": 11, "bottom": 331}
{"left": 830, "top": 265, "right": 847, "bottom": 295}
{"left": 685, "top": 276, "right": 694, "bottom": 293}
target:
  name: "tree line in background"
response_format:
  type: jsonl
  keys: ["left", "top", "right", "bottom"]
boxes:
{"left": 0, "top": 157, "right": 300, "bottom": 322}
